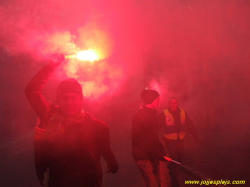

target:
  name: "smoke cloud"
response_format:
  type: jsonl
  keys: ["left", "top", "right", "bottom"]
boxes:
{"left": 0, "top": 0, "right": 250, "bottom": 186}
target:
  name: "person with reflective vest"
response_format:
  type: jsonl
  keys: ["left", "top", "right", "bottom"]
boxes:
{"left": 159, "top": 97, "right": 199, "bottom": 187}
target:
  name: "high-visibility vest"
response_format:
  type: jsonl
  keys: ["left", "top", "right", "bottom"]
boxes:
{"left": 163, "top": 109, "right": 186, "bottom": 140}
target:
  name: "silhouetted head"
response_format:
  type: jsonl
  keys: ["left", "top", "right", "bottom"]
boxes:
{"left": 141, "top": 89, "right": 160, "bottom": 109}
{"left": 57, "top": 78, "right": 83, "bottom": 117}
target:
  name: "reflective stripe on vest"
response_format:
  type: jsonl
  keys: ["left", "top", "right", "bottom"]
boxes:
{"left": 163, "top": 109, "right": 186, "bottom": 140}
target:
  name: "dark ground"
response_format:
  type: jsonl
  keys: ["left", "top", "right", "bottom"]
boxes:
{"left": 0, "top": 121, "right": 249, "bottom": 187}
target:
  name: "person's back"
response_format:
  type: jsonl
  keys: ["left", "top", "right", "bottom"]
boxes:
{"left": 132, "top": 89, "right": 170, "bottom": 187}
{"left": 132, "top": 106, "right": 163, "bottom": 161}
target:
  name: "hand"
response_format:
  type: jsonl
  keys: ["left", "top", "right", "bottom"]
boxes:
{"left": 50, "top": 54, "right": 65, "bottom": 64}
{"left": 107, "top": 163, "right": 119, "bottom": 174}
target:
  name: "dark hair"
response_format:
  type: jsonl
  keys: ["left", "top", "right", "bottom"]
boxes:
{"left": 141, "top": 90, "right": 159, "bottom": 104}
{"left": 56, "top": 78, "right": 83, "bottom": 101}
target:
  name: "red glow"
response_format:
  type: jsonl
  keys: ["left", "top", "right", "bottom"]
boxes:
{"left": 149, "top": 79, "right": 161, "bottom": 95}
{"left": 163, "top": 156, "right": 172, "bottom": 162}
{"left": 58, "top": 25, "right": 121, "bottom": 100}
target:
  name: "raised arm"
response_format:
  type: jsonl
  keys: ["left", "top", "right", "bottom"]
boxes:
{"left": 25, "top": 55, "right": 64, "bottom": 120}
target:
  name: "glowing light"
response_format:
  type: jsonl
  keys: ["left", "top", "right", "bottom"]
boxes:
{"left": 76, "top": 50, "right": 99, "bottom": 62}
{"left": 66, "top": 49, "right": 99, "bottom": 62}
{"left": 149, "top": 79, "right": 161, "bottom": 94}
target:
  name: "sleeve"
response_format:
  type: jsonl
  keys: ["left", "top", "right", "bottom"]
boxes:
{"left": 158, "top": 111, "right": 166, "bottom": 130}
{"left": 185, "top": 112, "right": 199, "bottom": 142}
{"left": 25, "top": 62, "right": 60, "bottom": 120}
{"left": 26, "top": 62, "right": 61, "bottom": 184}
{"left": 131, "top": 115, "right": 139, "bottom": 146}
{"left": 98, "top": 121, "right": 119, "bottom": 173}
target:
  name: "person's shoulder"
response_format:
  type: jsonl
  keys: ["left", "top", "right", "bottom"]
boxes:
{"left": 132, "top": 108, "right": 145, "bottom": 118}
{"left": 179, "top": 108, "right": 191, "bottom": 118}
{"left": 179, "top": 108, "right": 187, "bottom": 113}
{"left": 132, "top": 108, "right": 153, "bottom": 123}
{"left": 134, "top": 108, "right": 144, "bottom": 114}
{"left": 85, "top": 112, "right": 108, "bottom": 129}
{"left": 158, "top": 110, "right": 166, "bottom": 117}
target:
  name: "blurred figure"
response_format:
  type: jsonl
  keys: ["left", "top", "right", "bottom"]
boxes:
{"left": 132, "top": 89, "right": 170, "bottom": 187}
{"left": 25, "top": 55, "right": 118, "bottom": 187}
{"left": 159, "top": 97, "right": 199, "bottom": 187}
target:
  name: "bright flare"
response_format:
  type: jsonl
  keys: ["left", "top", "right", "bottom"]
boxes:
{"left": 76, "top": 50, "right": 99, "bottom": 62}
{"left": 66, "top": 49, "right": 99, "bottom": 62}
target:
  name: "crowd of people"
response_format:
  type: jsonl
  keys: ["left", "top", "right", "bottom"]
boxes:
{"left": 25, "top": 55, "right": 199, "bottom": 187}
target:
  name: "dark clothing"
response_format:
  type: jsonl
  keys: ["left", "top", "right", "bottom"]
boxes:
{"left": 132, "top": 107, "right": 169, "bottom": 187}
{"left": 132, "top": 107, "right": 166, "bottom": 161}
{"left": 164, "top": 139, "right": 184, "bottom": 187}
{"left": 164, "top": 139, "right": 184, "bottom": 163}
{"left": 25, "top": 62, "right": 118, "bottom": 187}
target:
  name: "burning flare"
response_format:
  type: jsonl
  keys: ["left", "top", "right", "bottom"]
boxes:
{"left": 66, "top": 49, "right": 99, "bottom": 62}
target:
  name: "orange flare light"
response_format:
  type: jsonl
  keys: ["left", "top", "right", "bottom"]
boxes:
{"left": 66, "top": 49, "right": 99, "bottom": 62}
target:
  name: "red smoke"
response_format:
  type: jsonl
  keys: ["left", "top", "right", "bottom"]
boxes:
{"left": 0, "top": 0, "right": 250, "bottom": 100}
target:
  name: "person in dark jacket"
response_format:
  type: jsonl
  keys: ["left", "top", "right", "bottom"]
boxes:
{"left": 132, "top": 89, "right": 170, "bottom": 187}
{"left": 25, "top": 54, "right": 118, "bottom": 187}
{"left": 159, "top": 97, "right": 199, "bottom": 187}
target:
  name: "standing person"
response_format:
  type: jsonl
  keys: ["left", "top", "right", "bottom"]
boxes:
{"left": 159, "top": 97, "right": 199, "bottom": 187}
{"left": 132, "top": 89, "right": 170, "bottom": 187}
{"left": 25, "top": 55, "right": 118, "bottom": 187}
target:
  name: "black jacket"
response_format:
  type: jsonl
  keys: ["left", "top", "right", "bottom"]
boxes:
{"left": 132, "top": 107, "right": 166, "bottom": 160}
